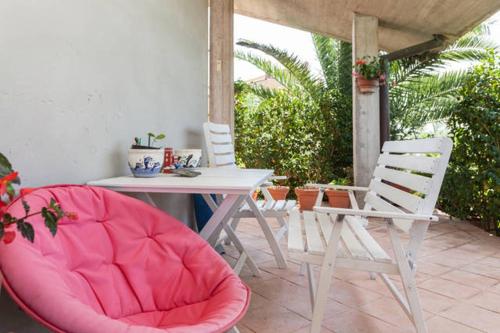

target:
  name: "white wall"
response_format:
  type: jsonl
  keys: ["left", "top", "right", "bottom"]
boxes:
{"left": 0, "top": 1, "right": 208, "bottom": 223}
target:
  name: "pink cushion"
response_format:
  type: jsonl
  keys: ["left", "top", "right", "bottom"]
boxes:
{"left": 0, "top": 185, "right": 249, "bottom": 333}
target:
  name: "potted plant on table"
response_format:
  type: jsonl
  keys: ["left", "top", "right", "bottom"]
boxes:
{"left": 128, "top": 132, "right": 166, "bottom": 178}
{"left": 325, "top": 177, "right": 351, "bottom": 208}
{"left": 353, "top": 56, "right": 385, "bottom": 94}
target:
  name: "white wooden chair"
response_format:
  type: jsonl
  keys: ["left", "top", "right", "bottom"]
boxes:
{"left": 203, "top": 121, "right": 296, "bottom": 269}
{"left": 288, "top": 137, "right": 453, "bottom": 333}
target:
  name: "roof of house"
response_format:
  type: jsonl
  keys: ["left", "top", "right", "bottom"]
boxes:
{"left": 234, "top": 0, "right": 500, "bottom": 51}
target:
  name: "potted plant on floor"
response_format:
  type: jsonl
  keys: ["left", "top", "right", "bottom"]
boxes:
{"left": 266, "top": 185, "right": 290, "bottom": 200}
{"left": 128, "top": 132, "right": 166, "bottom": 178}
{"left": 325, "top": 177, "right": 351, "bottom": 208}
{"left": 353, "top": 56, "right": 385, "bottom": 94}
{"left": 295, "top": 186, "right": 320, "bottom": 212}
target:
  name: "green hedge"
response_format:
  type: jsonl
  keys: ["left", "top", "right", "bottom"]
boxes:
{"left": 438, "top": 53, "right": 500, "bottom": 232}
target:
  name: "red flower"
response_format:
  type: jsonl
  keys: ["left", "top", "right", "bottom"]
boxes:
{"left": 20, "top": 187, "right": 35, "bottom": 196}
{"left": 65, "top": 212, "right": 79, "bottom": 221}
{"left": 3, "top": 230, "right": 16, "bottom": 244}
{"left": 0, "top": 171, "right": 18, "bottom": 196}
{"left": 355, "top": 59, "right": 366, "bottom": 65}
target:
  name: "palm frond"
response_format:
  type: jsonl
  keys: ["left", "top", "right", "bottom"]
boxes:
{"left": 312, "top": 34, "right": 339, "bottom": 89}
{"left": 237, "top": 39, "right": 322, "bottom": 98}
{"left": 235, "top": 51, "right": 297, "bottom": 90}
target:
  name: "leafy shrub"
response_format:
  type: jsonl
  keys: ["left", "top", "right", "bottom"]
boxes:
{"left": 234, "top": 81, "right": 352, "bottom": 191}
{"left": 438, "top": 53, "right": 500, "bottom": 232}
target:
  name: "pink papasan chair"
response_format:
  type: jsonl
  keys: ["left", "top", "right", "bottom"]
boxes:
{"left": 0, "top": 185, "right": 249, "bottom": 333}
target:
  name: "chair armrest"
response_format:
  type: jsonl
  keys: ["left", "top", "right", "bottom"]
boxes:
{"left": 313, "top": 206, "right": 439, "bottom": 222}
{"left": 306, "top": 183, "right": 370, "bottom": 192}
{"left": 269, "top": 175, "right": 287, "bottom": 181}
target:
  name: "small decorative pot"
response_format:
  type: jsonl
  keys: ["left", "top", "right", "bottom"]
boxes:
{"left": 171, "top": 149, "right": 202, "bottom": 169}
{"left": 357, "top": 77, "right": 379, "bottom": 94}
{"left": 295, "top": 187, "right": 320, "bottom": 212}
{"left": 267, "top": 186, "right": 290, "bottom": 200}
{"left": 325, "top": 189, "right": 350, "bottom": 208}
{"left": 252, "top": 189, "right": 260, "bottom": 201}
{"left": 128, "top": 149, "right": 164, "bottom": 178}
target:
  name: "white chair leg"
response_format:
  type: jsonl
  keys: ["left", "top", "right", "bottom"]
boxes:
{"left": 388, "top": 225, "right": 427, "bottom": 333}
{"left": 226, "top": 327, "right": 240, "bottom": 333}
{"left": 224, "top": 218, "right": 241, "bottom": 245}
{"left": 310, "top": 217, "right": 343, "bottom": 333}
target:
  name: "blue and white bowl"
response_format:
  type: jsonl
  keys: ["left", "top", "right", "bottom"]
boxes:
{"left": 128, "top": 149, "right": 164, "bottom": 178}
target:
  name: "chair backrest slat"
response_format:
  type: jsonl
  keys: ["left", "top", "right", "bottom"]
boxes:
{"left": 203, "top": 122, "right": 237, "bottom": 168}
{"left": 365, "top": 137, "right": 453, "bottom": 233}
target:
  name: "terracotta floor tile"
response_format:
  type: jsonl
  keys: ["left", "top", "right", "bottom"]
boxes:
{"left": 240, "top": 294, "right": 310, "bottom": 333}
{"left": 359, "top": 297, "right": 433, "bottom": 328}
{"left": 291, "top": 325, "right": 334, "bottom": 333}
{"left": 417, "top": 289, "right": 457, "bottom": 314}
{"left": 426, "top": 316, "right": 484, "bottom": 333}
{"left": 322, "top": 310, "right": 413, "bottom": 333}
{"left": 490, "top": 283, "right": 500, "bottom": 295}
{"left": 441, "top": 303, "right": 500, "bottom": 332}
{"left": 419, "top": 277, "right": 481, "bottom": 299}
{"left": 328, "top": 279, "right": 384, "bottom": 307}
{"left": 417, "top": 262, "right": 454, "bottom": 276}
{"left": 477, "top": 256, "right": 500, "bottom": 269}
{"left": 440, "top": 269, "right": 498, "bottom": 290}
{"left": 461, "top": 263, "right": 500, "bottom": 280}
{"left": 468, "top": 291, "right": 500, "bottom": 314}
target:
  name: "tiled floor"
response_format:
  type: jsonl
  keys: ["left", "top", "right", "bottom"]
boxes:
{"left": 229, "top": 217, "right": 500, "bottom": 333}
{"left": 1, "top": 216, "right": 500, "bottom": 333}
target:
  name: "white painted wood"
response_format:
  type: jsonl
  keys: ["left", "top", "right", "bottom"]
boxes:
{"left": 210, "top": 133, "right": 233, "bottom": 145}
{"left": 389, "top": 224, "right": 427, "bottom": 333}
{"left": 226, "top": 327, "right": 240, "bottom": 333}
{"left": 377, "top": 153, "right": 439, "bottom": 174}
{"left": 289, "top": 138, "right": 452, "bottom": 333}
{"left": 307, "top": 184, "right": 369, "bottom": 192}
{"left": 303, "top": 211, "right": 325, "bottom": 255}
{"left": 310, "top": 216, "right": 343, "bottom": 333}
{"left": 317, "top": 213, "right": 333, "bottom": 245}
{"left": 306, "top": 263, "right": 316, "bottom": 309}
{"left": 246, "top": 196, "right": 288, "bottom": 268}
{"left": 369, "top": 179, "right": 424, "bottom": 213}
{"left": 224, "top": 222, "right": 261, "bottom": 277}
{"left": 373, "top": 166, "right": 431, "bottom": 193}
{"left": 203, "top": 194, "right": 246, "bottom": 245}
{"left": 212, "top": 143, "right": 235, "bottom": 155}
{"left": 213, "top": 153, "right": 236, "bottom": 166}
{"left": 382, "top": 138, "right": 446, "bottom": 154}
{"left": 345, "top": 217, "right": 391, "bottom": 262}
{"left": 314, "top": 206, "right": 437, "bottom": 222}
{"left": 347, "top": 190, "right": 359, "bottom": 210}
{"left": 288, "top": 210, "right": 305, "bottom": 252}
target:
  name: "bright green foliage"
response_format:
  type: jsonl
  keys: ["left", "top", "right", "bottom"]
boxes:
{"left": 438, "top": 54, "right": 500, "bottom": 232}
{"left": 235, "top": 37, "right": 353, "bottom": 189}
{"left": 390, "top": 25, "right": 497, "bottom": 139}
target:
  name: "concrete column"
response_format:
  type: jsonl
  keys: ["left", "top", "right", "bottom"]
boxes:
{"left": 352, "top": 13, "right": 380, "bottom": 187}
{"left": 209, "top": 0, "right": 234, "bottom": 130}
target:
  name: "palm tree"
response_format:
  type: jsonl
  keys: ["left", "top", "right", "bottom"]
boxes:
{"left": 236, "top": 24, "right": 497, "bottom": 140}
{"left": 388, "top": 24, "right": 498, "bottom": 138}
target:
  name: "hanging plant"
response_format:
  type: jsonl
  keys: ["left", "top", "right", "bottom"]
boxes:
{"left": 353, "top": 56, "right": 385, "bottom": 94}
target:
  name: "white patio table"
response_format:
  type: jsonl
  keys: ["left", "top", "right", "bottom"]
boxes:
{"left": 87, "top": 167, "right": 287, "bottom": 276}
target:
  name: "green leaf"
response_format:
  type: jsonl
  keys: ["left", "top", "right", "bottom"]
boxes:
{"left": 154, "top": 134, "right": 166, "bottom": 141}
{"left": 49, "top": 198, "right": 64, "bottom": 218}
{"left": 22, "top": 200, "right": 30, "bottom": 215}
{"left": 0, "top": 153, "right": 12, "bottom": 176}
{"left": 17, "top": 220, "right": 35, "bottom": 242}
{"left": 147, "top": 132, "right": 155, "bottom": 138}
{"left": 41, "top": 207, "right": 58, "bottom": 236}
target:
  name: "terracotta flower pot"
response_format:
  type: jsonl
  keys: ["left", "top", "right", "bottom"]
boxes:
{"left": 295, "top": 187, "right": 320, "bottom": 212}
{"left": 325, "top": 189, "right": 350, "bottom": 208}
{"left": 252, "top": 189, "right": 260, "bottom": 201}
{"left": 266, "top": 186, "right": 290, "bottom": 200}
{"left": 356, "top": 77, "right": 379, "bottom": 94}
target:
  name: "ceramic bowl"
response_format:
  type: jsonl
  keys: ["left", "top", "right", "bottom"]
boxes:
{"left": 128, "top": 149, "right": 164, "bottom": 178}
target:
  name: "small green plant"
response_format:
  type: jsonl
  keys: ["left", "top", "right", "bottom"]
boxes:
{"left": 330, "top": 177, "right": 350, "bottom": 186}
{"left": 132, "top": 132, "right": 166, "bottom": 149}
{"left": 353, "top": 56, "right": 384, "bottom": 81}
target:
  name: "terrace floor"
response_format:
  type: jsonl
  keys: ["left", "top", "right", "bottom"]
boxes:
{"left": 1, "top": 216, "right": 500, "bottom": 333}
{"left": 228, "top": 216, "right": 500, "bottom": 333}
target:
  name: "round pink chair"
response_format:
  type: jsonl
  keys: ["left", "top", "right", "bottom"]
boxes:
{"left": 0, "top": 185, "right": 249, "bottom": 333}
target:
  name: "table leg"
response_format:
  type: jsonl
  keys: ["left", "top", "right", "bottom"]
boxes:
{"left": 142, "top": 193, "right": 158, "bottom": 208}
{"left": 199, "top": 194, "right": 246, "bottom": 245}
{"left": 246, "top": 196, "right": 288, "bottom": 269}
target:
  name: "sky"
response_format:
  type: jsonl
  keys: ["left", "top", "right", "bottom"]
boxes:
{"left": 234, "top": 11, "right": 500, "bottom": 81}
